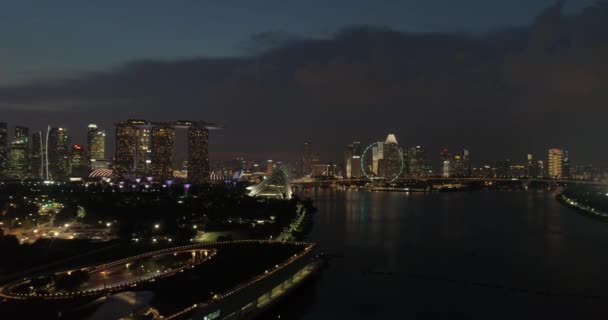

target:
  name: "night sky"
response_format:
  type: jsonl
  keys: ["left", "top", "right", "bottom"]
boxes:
{"left": 1, "top": 1, "right": 606, "bottom": 166}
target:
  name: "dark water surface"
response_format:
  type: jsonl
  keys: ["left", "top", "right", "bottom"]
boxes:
{"left": 273, "top": 189, "right": 608, "bottom": 319}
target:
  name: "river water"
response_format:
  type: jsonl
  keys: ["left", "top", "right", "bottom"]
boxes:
{"left": 273, "top": 189, "right": 608, "bottom": 319}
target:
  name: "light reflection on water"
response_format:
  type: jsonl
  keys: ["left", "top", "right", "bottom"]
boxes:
{"left": 272, "top": 189, "right": 608, "bottom": 319}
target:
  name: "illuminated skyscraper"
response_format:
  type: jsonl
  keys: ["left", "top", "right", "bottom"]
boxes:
{"left": 407, "top": 146, "right": 428, "bottom": 177}
{"left": 114, "top": 121, "right": 139, "bottom": 175}
{"left": 344, "top": 144, "right": 353, "bottom": 178}
{"left": 114, "top": 120, "right": 151, "bottom": 176}
{"left": 0, "top": 122, "right": 7, "bottom": 176}
{"left": 136, "top": 127, "right": 152, "bottom": 175}
{"left": 351, "top": 141, "right": 363, "bottom": 178}
{"left": 8, "top": 126, "right": 29, "bottom": 178}
{"left": 87, "top": 124, "right": 106, "bottom": 161}
{"left": 47, "top": 127, "right": 70, "bottom": 181}
{"left": 526, "top": 154, "right": 541, "bottom": 178}
{"left": 548, "top": 148, "right": 563, "bottom": 179}
{"left": 70, "top": 144, "right": 88, "bottom": 178}
{"left": 266, "top": 160, "right": 274, "bottom": 175}
{"left": 187, "top": 127, "right": 209, "bottom": 184}
{"left": 452, "top": 149, "right": 471, "bottom": 177}
{"left": 150, "top": 126, "right": 175, "bottom": 180}
{"left": 372, "top": 142, "right": 384, "bottom": 175}
{"left": 441, "top": 148, "right": 451, "bottom": 178}
{"left": 382, "top": 134, "right": 401, "bottom": 180}
{"left": 562, "top": 149, "right": 571, "bottom": 179}
{"left": 30, "top": 132, "right": 44, "bottom": 179}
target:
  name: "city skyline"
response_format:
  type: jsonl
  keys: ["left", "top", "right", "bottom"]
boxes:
{"left": 0, "top": 120, "right": 596, "bottom": 182}
{"left": 1, "top": 2, "right": 608, "bottom": 165}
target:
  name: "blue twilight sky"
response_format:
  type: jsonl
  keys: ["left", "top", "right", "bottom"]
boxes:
{"left": 0, "top": 0, "right": 595, "bottom": 85}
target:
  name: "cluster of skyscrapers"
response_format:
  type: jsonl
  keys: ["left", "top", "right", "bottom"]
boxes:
{"left": 0, "top": 119, "right": 216, "bottom": 184}
{"left": 114, "top": 120, "right": 216, "bottom": 184}
{"left": 299, "top": 135, "right": 589, "bottom": 181}
{"left": 0, "top": 123, "right": 106, "bottom": 181}
{"left": 342, "top": 134, "right": 430, "bottom": 180}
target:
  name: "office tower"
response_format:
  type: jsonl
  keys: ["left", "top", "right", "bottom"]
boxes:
{"left": 407, "top": 146, "right": 428, "bottom": 178}
{"left": 150, "top": 126, "right": 175, "bottom": 181}
{"left": 8, "top": 126, "right": 30, "bottom": 178}
{"left": 302, "top": 142, "right": 312, "bottom": 177}
{"left": 548, "top": 148, "right": 563, "bottom": 179}
{"left": 47, "top": 127, "right": 70, "bottom": 181}
{"left": 30, "top": 132, "right": 44, "bottom": 179}
{"left": 526, "top": 154, "right": 540, "bottom": 178}
{"left": 351, "top": 141, "right": 363, "bottom": 178}
{"left": 0, "top": 122, "right": 7, "bottom": 176}
{"left": 187, "top": 127, "right": 209, "bottom": 184}
{"left": 495, "top": 159, "right": 512, "bottom": 178}
{"left": 451, "top": 149, "right": 471, "bottom": 177}
{"left": 114, "top": 121, "right": 139, "bottom": 175}
{"left": 87, "top": 124, "right": 106, "bottom": 161}
{"left": 537, "top": 160, "right": 545, "bottom": 178}
{"left": 441, "top": 148, "right": 451, "bottom": 178}
{"left": 115, "top": 120, "right": 151, "bottom": 176}
{"left": 70, "top": 144, "right": 88, "bottom": 178}
{"left": 383, "top": 134, "right": 401, "bottom": 180}
{"left": 266, "top": 160, "right": 274, "bottom": 175}
{"left": 136, "top": 127, "right": 152, "bottom": 175}
{"left": 372, "top": 142, "right": 384, "bottom": 176}
{"left": 344, "top": 145, "right": 353, "bottom": 178}
{"left": 562, "top": 149, "right": 571, "bottom": 179}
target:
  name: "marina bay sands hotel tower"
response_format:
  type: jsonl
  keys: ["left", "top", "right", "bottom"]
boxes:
{"left": 114, "top": 120, "right": 220, "bottom": 183}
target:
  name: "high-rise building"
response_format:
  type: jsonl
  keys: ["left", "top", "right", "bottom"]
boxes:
{"left": 114, "top": 120, "right": 151, "bottom": 176}
{"left": 30, "top": 132, "right": 44, "bottom": 179}
{"left": 344, "top": 145, "right": 353, "bottom": 178}
{"left": 538, "top": 160, "right": 545, "bottom": 178}
{"left": 136, "top": 127, "right": 152, "bottom": 175}
{"left": 8, "top": 126, "right": 30, "bottom": 178}
{"left": 114, "top": 121, "right": 139, "bottom": 176}
{"left": 0, "top": 122, "right": 7, "bottom": 176}
{"left": 351, "top": 141, "right": 363, "bottom": 178}
{"left": 150, "top": 126, "right": 175, "bottom": 181}
{"left": 372, "top": 142, "right": 384, "bottom": 176}
{"left": 47, "top": 127, "right": 70, "bottom": 181}
{"left": 451, "top": 149, "right": 471, "bottom": 177}
{"left": 495, "top": 159, "right": 512, "bottom": 178}
{"left": 70, "top": 144, "right": 88, "bottom": 178}
{"left": 383, "top": 134, "right": 401, "bottom": 180}
{"left": 407, "top": 146, "right": 428, "bottom": 177}
{"left": 526, "top": 154, "right": 539, "bottom": 178}
{"left": 548, "top": 148, "right": 563, "bottom": 179}
{"left": 187, "top": 127, "right": 209, "bottom": 184}
{"left": 87, "top": 124, "right": 106, "bottom": 162}
{"left": 562, "top": 149, "right": 571, "bottom": 179}
{"left": 441, "top": 148, "right": 451, "bottom": 178}
{"left": 266, "top": 160, "right": 274, "bottom": 175}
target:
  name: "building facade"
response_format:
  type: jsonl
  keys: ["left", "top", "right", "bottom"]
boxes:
{"left": 548, "top": 148, "right": 563, "bottom": 179}
{"left": 87, "top": 124, "right": 106, "bottom": 162}
{"left": 187, "top": 127, "right": 210, "bottom": 184}
{"left": 47, "top": 127, "right": 70, "bottom": 181}
{"left": 150, "top": 126, "right": 175, "bottom": 181}
{"left": 8, "top": 126, "right": 29, "bottom": 178}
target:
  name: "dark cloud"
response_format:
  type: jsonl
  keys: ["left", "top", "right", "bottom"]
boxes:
{"left": 1, "top": 3, "right": 608, "bottom": 166}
